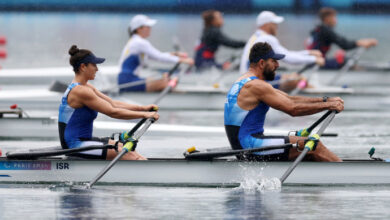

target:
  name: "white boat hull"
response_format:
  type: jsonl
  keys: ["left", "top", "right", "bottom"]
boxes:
{"left": 0, "top": 158, "right": 389, "bottom": 186}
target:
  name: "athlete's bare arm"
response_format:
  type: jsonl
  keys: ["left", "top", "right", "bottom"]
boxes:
{"left": 239, "top": 80, "right": 343, "bottom": 116}
{"left": 86, "top": 83, "right": 157, "bottom": 111}
{"left": 68, "top": 85, "right": 158, "bottom": 120}
{"left": 275, "top": 88, "right": 344, "bottom": 104}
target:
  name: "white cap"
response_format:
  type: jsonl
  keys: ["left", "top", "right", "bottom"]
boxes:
{"left": 256, "top": 11, "right": 284, "bottom": 27}
{"left": 129, "top": 14, "right": 157, "bottom": 32}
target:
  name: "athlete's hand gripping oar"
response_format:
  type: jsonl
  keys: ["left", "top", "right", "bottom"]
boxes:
{"left": 295, "top": 110, "right": 333, "bottom": 137}
{"left": 86, "top": 116, "right": 156, "bottom": 189}
{"left": 328, "top": 47, "right": 366, "bottom": 86}
{"left": 280, "top": 110, "right": 337, "bottom": 184}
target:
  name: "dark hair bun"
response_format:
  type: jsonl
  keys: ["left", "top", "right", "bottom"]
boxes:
{"left": 68, "top": 45, "right": 79, "bottom": 56}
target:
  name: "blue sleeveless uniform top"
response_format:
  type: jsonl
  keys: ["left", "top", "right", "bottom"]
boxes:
{"left": 224, "top": 76, "right": 270, "bottom": 149}
{"left": 58, "top": 83, "right": 98, "bottom": 149}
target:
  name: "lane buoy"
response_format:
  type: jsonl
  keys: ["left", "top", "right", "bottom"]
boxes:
{"left": 0, "top": 36, "right": 6, "bottom": 45}
{"left": 0, "top": 49, "right": 7, "bottom": 59}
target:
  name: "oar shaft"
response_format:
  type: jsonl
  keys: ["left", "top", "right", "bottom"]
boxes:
{"left": 307, "top": 110, "right": 332, "bottom": 133}
{"left": 340, "top": 47, "right": 365, "bottom": 73}
{"left": 297, "top": 63, "right": 316, "bottom": 75}
{"left": 104, "top": 79, "right": 148, "bottom": 93}
{"left": 289, "top": 65, "right": 319, "bottom": 96}
{"left": 6, "top": 144, "right": 113, "bottom": 160}
{"left": 103, "top": 62, "right": 181, "bottom": 93}
{"left": 125, "top": 65, "right": 186, "bottom": 137}
{"left": 167, "top": 62, "right": 181, "bottom": 76}
{"left": 328, "top": 47, "right": 365, "bottom": 85}
{"left": 87, "top": 118, "right": 156, "bottom": 188}
{"left": 280, "top": 147, "right": 308, "bottom": 183}
{"left": 153, "top": 81, "right": 175, "bottom": 104}
{"left": 321, "top": 133, "right": 338, "bottom": 137}
{"left": 125, "top": 81, "right": 175, "bottom": 136}
{"left": 280, "top": 111, "right": 336, "bottom": 183}
{"left": 127, "top": 118, "right": 147, "bottom": 137}
{"left": 86, "top": 150, "right": 127, "bottom": 188}
{"left": 185, "top": 143, "right": 293, "bottom": 160}
{"left": 133, "top": 118, "right": 155, "bottom": 139}
{"left": 317, "top": 111, "right": 336, "bottom": 134}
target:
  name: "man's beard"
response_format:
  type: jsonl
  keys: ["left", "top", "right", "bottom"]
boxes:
{"left": 263, "top": 66, "right": 276, "bottom": 81}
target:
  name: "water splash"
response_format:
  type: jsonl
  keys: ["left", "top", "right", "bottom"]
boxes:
{"left": 238, "top": 177, "right": 281, "bottom": 192}
{"left": 235, "top": 162, "right": 281, "bottom": 192}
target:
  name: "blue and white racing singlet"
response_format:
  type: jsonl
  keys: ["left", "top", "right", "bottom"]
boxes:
{"left": 118, "top": 34, "right": 179, "bottom": 92}
{"left": 224, "top": 76, "right": 285, "bottom": 155}
{"left": 58, "top": 83, "right": 98, "bottom": 149}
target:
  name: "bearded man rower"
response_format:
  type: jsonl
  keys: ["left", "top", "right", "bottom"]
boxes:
{"left": 225, "top": 42, "right": 343, "bottom": 162}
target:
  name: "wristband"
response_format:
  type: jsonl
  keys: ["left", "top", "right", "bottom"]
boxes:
{"left": 322, "top": 96, "right": 328, "bottom": 102}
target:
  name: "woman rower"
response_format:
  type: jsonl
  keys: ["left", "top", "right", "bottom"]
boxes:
{"left": 118, "top": 14, "right": 194, "bottom": 92}
{"left": 59, "top": 45, "right": 159, "bottom": 160}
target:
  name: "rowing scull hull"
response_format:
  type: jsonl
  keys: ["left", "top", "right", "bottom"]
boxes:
{"left": 0, "top": 158, "right": 389, "bottom": 186}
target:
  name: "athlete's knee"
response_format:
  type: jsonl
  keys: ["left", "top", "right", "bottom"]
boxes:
{"left": 314, "top": 141, "right": 327, "bottom": 151}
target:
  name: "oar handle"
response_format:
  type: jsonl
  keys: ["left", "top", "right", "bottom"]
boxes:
{"left": 125, "top": 63, "right": 189, "bottom": 138}
{"left": 297, "top": 63, "right": 316, "bottom": 75}
{"left": 86, "top": 149, "right": 128, "bottom": 189}
{"left": 306, "top": 110, "right": 333, "bottom": 133}
{"left": 289, "top": 65, "right": 320, "bottom": 96}
{"left": 328, "top": 47, "right": 365, "bottom": 85}
{"left": 125, "top": 107, "right": 158, "bottom": 138}
{"left": 153, "top": 78, "right": 177, "bottom": 104}
{"left": 167, "top": 62, "right": 181, "bottom": 77}
{"left": 133, "top": 118, "right": 156, "bottom": 140}
{"left": 339, "top": 47, "right": 365, "bottom": 73}
{"left": 125, "top": 64, "right": 185, "bottom": 137}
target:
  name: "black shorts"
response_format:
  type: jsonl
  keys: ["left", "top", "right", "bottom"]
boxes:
{"left": 243, "top": 134, "right": 290, "bottom": 162}
{"left": 68, "top": 137, "right": 110, "bottom": 159}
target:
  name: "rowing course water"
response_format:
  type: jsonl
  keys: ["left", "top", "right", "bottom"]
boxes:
{"left": 1, "top": 184, "right": 390, "bottom": 220}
